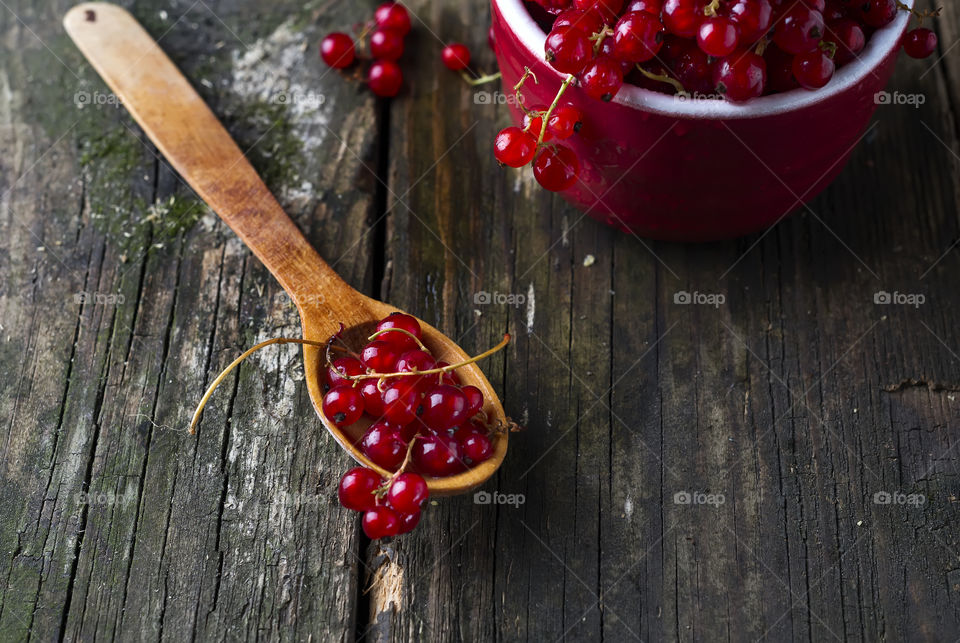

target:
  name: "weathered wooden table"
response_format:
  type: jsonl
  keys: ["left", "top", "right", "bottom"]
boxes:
{"left": 2, "top": 0, "right": 959, "bottom": 640}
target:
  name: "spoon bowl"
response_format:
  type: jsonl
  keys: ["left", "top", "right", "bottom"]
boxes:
{"left": 65, "top": 2, "right": 507, "bottom": 495}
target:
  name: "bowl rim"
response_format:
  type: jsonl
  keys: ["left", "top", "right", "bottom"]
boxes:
{"left": 493, "top": 0, "right": 913, "bottom": 119}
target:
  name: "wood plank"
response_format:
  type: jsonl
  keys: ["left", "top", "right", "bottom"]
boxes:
{"left": 378, "top": 1, "right": 960, "bottom": 641}
{"left": 0, "top": 0, "right": 379, "bottom": 639}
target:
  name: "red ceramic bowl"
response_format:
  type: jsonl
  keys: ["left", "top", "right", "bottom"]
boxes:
{"left": 491, "top": 0, "right": 913, "bottom": 241}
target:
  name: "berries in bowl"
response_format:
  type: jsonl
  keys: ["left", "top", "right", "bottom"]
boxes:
{"left": 490, "top": 0, "right": 931, "bottom": 241}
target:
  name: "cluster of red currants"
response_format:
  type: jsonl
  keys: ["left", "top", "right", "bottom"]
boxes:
{"left": 323, "top": 313, "right": 499, "bottom": 539}
{"left": 494, "top": 93, "right": 584, "bottom": 191}
{"left": 319, "top": 2, "right": 412, "bottom": 97}
{"left": 528, "top": 0, "right": 939, "bottom": 102}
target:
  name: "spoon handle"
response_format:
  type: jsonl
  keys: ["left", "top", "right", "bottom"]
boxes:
{"left": 64, "top": 3, "right": 350, "bottom": 312}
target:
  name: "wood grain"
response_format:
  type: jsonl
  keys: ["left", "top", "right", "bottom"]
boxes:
{"left": 1, "top": 0, "right": 959, "bottom": 640}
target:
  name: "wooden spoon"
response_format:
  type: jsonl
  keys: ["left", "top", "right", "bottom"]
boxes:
{"left": 64, "top": 2, "right": 508, "bottom": 495}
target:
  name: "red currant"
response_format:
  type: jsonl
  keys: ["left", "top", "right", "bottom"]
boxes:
{"left": 598, "top": 35, "right": 636, "bottom": 73}
{"left": 792, "top": 48, "right": 835, "bottom": 89}
{"left": 370, "top": 28, "right": 405, "bottom": 60}
{"left": 725, "top": 0, "right": 772, "bottom": 44}
{"left": 374, "top": 2, "right": 411, "bottom": 36}
{"left": 363, "top": 506, "right": 401, "bottom": 539}
{"left": 674, "top": 42, "right": 714, "bottom": 94}
{"left": 395, "top": 349, "right": 436, "bottom": 375}
{"left": 461, "top": 385, "right": 484, "bottom": 416}
{"left": 338, "top": 467, "right": 382, "bottom": 511}
{"left": 714, "top": 49, "right": 767, "bottom": 101}
{"left": 320, "top": 33, "right": 356, "bottom": 69}
{"left": 442, "top": 43, "right": 471, "bottom": 70}
{"left": 387, "top": 472, "right": 429, "bottom": 513}
{"left": 413, "top": 433, "right": 464, "bottom": 476}
{"left": 361, "top": 421, "right": 408, "bottom": 470}
{"left": 435, "top": 362, "right": 462, "bottom": 386}
{"left": 455, "top": 425, "right": 494, "bottom": 463}
{"left": 532, "top": 0, "right": 577, "bottom": 15}
{"left": 858, "top": 0, "right": 896, "bottom": 28}
{"left": 361, "top": 340, "right": 400, "bottom": 372}
{"left": 420, "top": 384, "right": 469, "bottom": 430}
{"left": 396, "top": 510, "right": 421, "bottom": 534}
{"left": 625, "top": 0, "right": 663, "bottom": 14}
{"left": 545, "top": 26, "right": 593, "bottom": 74}
{"left": 382, "top": 379, "right": 422, "bottom": 426}
{"left": 662, "top": 0, "right": 704, "bottom": 38}
{"left": 773, "top": 5, "right": 824, "bottom": 54}
{"left": 360, "top": 379, "right": 386, "bottom": 416}
{"left": 764, "top": 45, "right": 800, "bottom": 93}
{"left": 547, "top": 103, "right": 582, "bottom": 138}
{"left": 376, "top": 313, "right": 422, "bottom": 351}
{"left": 325, "top": 356, "right": 364, "bottom": 388}
{"left": 323, "top": 386, "right": 364, "bottom": 426}
{"left": 697, "top": 17, "right": 739, "bottom": 57}
{"left": 613, "top": 11, "right": 666, "bottom": 63}
{"left": 368, "top": 60, "right": 403, "bottom": 97}
{"left": 533, "top": 146, "right": 579, "bottom": 192}
{"left": 822, "top": 0, "right": 847, "bottom": 21}
{"left": 573, "top": 0, "right": 625, "bottom": 22}
{"left": 824, "top": 19, "right": 865, "bottom": 65}
{"left": 554, "top": 8, "right": 605, "bottom": 35}
{"left": 522, "top": 105, "right": 553, "bottom": 141}
{"left": 494, "top": 127, "right": 537, "bottom": 167}
{"left": 902, "top": 27, "right": 937, "bottom": 59}
{"left": 579, "top": 56, "right": 624, "bottom": 101}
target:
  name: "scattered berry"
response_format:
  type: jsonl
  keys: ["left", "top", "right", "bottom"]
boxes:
{"left": 374, "top": 2, "right": 411, "bottom": 35}
{"left": 442, "top": 43, "right": 471, "bottom": 70}
{"left": 320, "top": 33, "right": 356, "bottom": 69}
{"left": 370, "top": 28, "right": 405, "bottom": 60}
{"left": 368, "top": 60, "right": 403, "bottom": 97}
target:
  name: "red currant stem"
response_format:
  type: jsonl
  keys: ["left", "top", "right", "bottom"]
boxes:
{"left": 819, "top": 40, "right": 838, "bottom": 59}
{"left": 537, "top": 75, "right": 575, "bottom": 149}
{"left": 754, "top": 36, "right": 770, "bottom": 56}
{"left": 591, "top": 26, "right": 614, "bottom": 55}
{"left": 513, "top": 67, "right": 538, "bottom": 115}
{"left": 459, "top": 70, "right": 503, "bottom": 86}
{"left": 393, "top": 436, "right": 419, "bottom": 480}
{"left": 366, "top": 327, "right": 429, "bottom": 352}
{"left": 338, "top": 333, "right": 511, "bottom": 382}
{"left": 703, "top": 0, "right": 721, "bottom": 17}
{"left": 894, "top": 0, "right": 941, "bottom": 25}
{"left": 189, "top": 337, "right": 327, "bottom": 434}
{"left": 353, "top": 21, "right": 376, "bottom": 57}
{"left": 635, "top": 65, "right": 688, "bottom": 96}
